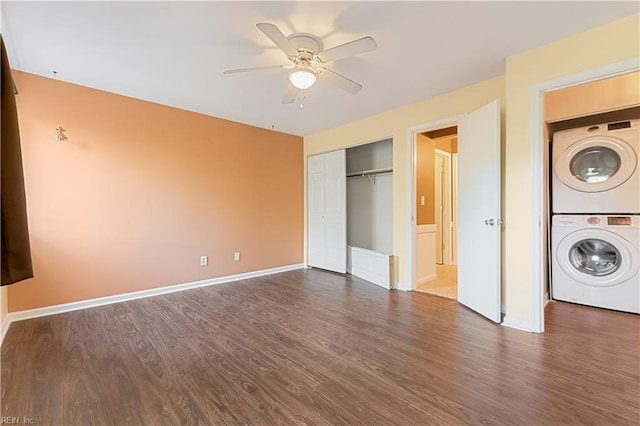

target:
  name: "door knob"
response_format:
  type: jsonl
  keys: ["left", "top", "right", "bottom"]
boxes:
{"left": 485, "top": 218, "right": 495, "bottom": 226}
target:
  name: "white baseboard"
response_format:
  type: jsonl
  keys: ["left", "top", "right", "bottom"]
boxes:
{"left": 394, "top": 281, "right": 412, "bottom": 291}
{"left": 0, "top": 263, "right": 304, "bottom": 346}
{"left": 400, "top": 274, "right": 437, "bottom": 291}
{"left": 0, "top": 315, "right": 10, "bottom": 346}
{"left": 416, "top": 274, "right": 437, "bottom": 286}
{"left": 501, "top": 315, "right": 534, "bottom": 333}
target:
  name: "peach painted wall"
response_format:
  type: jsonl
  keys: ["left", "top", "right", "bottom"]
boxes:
{"left": 416, "top": 134, "right": 435, "bottom": 225}
{"left": 434, "top": 136, "right": 458, "bottom": 154}
{"left": 9, "top": 71, "right": 303, "bottom": 312}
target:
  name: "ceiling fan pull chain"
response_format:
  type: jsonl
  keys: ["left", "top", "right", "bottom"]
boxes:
{"left": 299, "top": 89, "right": 304, "bottom": 109}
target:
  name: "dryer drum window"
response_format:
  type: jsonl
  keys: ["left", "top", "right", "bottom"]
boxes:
{"left": 570, "top": 146, "right": 621, "bottom": 183}
{"left": 569, "top": 239, "right": 621, "bottom": 277}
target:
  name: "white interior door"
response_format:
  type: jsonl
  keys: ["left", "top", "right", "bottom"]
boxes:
{"left": 323, "top": 150, "right": 347, "bottom": 273}
{"left": 435, "top": 155, "right": 444, "bottom": 264}
{"left": 308, "top": 154, "right": 326, "bottom": 268}
{"left": 457, "top": 100, "right": 501, "bottom": 323}
{"left": 307, "top": 150, "right": 346, "bottom": 274}
{"left": 436, "top": 150, "right": 453, "bottom": 265}
{"left": 452, "top": 153, "right": 459, "bottom": 264}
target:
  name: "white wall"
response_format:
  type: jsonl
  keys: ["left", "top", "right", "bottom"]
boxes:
{"left": 346, "top": 139, "right": 393, "bottom": 173}
{"left": 347, "top": 173, "right": 393, "bottom": 254}
{"left": 346, "top": 139, "right": 393, "bottom": 254}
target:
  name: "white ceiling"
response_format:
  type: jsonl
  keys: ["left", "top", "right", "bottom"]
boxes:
{"left": 2, "top": 2, "right": 638, "bottom": 136}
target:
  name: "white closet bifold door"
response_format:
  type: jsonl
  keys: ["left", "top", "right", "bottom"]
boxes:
{"left": 307, "top": 150, "right": 346, "bottom": 273}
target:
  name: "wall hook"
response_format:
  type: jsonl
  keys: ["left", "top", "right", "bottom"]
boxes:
{"left": 54, "top": 127, "right": 68, "bottom": 142}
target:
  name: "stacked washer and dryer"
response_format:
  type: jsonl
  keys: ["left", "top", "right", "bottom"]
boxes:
{"left": 551, "top": 119, "right": 640, "bottom": 314}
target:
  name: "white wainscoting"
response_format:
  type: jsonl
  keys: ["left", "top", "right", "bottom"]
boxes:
{"left": 416, "top": 224, "right": 437, "bottom": 286}
{"left": 348, "top": 246, "right": 392, "bottom": 289}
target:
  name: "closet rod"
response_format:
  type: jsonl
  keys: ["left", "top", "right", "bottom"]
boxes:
{"left": 346, "top": 167, "right": 393, "bottom": 178}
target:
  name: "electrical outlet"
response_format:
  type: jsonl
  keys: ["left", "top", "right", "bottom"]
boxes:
{"left": 233, "top": 252, "right": 240, "bottom": 261}
{"left": 200, "top": 255, "right": 208, "bottom": 266}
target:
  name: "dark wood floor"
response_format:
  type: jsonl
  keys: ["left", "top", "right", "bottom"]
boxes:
{"left": 1, "top": 269, "right": 639, "bottom": 425}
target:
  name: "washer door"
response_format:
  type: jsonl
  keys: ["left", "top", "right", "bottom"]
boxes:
{"left": 556, "top": 229, "right": 638, "bottom": 286}
{"left": 554, "top": 136, "right": 637, "bottom": 193}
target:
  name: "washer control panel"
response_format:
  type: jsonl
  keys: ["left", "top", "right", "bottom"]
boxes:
{"left": 608, "top": 216, "right": 632, "bottom": 226}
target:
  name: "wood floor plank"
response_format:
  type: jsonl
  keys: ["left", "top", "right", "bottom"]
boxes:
{"left": 1, "top": 269, "right": 638, "bottom": 425}
{"left": 1, "top": 315, "right": 64, "bottom": 425}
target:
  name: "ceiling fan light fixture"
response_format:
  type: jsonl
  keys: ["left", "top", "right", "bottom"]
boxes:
{"left": 289, "top": 68, "right": 317, "bottom": 90}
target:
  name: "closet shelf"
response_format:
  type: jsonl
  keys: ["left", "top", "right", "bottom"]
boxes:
{"left": 346, "top": 167, "right": 393, "bottom": 178}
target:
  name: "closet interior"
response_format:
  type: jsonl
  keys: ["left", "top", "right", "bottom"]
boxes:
{"left": 346, "top": 139, "right": 393, "bottom": 288}
{"left": 307, "top": 138, "right": 394, "bottom": 288}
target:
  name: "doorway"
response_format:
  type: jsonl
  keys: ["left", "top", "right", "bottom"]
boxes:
{"left": 408, "top": 100, "right": 502, "bottom": 323}
{"left": 416, "top": 127, "right": 459, "bottom": 299}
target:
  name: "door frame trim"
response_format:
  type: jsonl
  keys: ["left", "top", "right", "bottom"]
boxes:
{"left": 435, "top": 149, "right": 453, "bottom": 265}
{"left": 529, "top": 57, "right": 639, "bottom": 333}
{"left": 451, "top": 153, "right": 459, "bottom": 265}
{"left": 405, "top": 116, "right": 464, "bottom": 291}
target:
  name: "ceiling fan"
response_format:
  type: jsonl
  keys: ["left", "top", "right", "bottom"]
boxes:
{"left": 224, "top": 23, "right": 377, "bottom": 104}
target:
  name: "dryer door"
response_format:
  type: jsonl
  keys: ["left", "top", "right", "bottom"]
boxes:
{"left": 554, "top": 136, "right": 637, "bottom": 193}
{"left": 556, "top": 229, "right": 639, "bottom": 286}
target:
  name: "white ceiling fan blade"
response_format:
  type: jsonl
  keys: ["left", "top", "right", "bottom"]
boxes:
{"left": 317, "top": 37, "right": 377, "bottom": 63}
{"left": 319, "top": 68, "right": 362, "bottom": 94}
{"left": 282, "top": 83, "right": 299, "bottom": 104}
{"left": 256, "top": 23, "right": 298, "bottom": 57}
{"left": 223, "top": 64, "right": 288, "bottom": 74}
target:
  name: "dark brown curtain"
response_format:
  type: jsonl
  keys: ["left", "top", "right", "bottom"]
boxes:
{"left": 1, "top": 34, "right": 33, "bottom": 286}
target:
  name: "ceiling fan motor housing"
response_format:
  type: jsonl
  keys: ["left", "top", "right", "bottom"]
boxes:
{"left": 287, "top": 33, "right": 324, "bottom": 59}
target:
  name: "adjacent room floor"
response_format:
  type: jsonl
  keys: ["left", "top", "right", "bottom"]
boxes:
{"left": 415, "top": 264, "right": 457, "bottom": 299}
{"left": 1, "top": 269, "right": 638, "bottom": 425}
